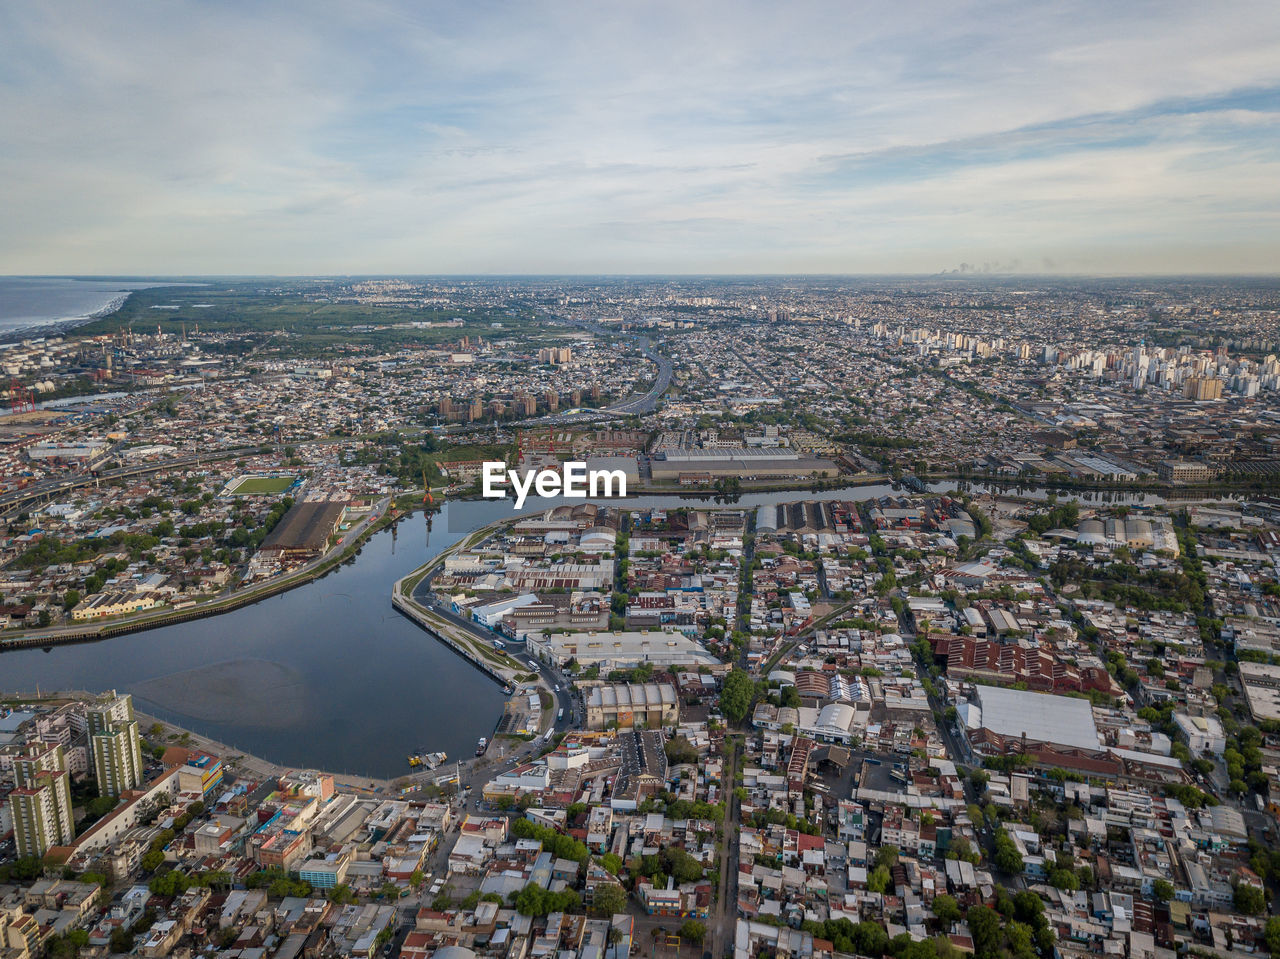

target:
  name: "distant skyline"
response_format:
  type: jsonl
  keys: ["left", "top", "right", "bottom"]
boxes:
{"left": 2, "top": 1, "right": 1279, "bottom": 276}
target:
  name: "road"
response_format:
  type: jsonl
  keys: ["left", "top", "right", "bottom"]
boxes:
{"left": 0, "top": 445, "right": 262, "bottom": 517}
{"left": 409, "top": 533, "right": 577, "bottom": 731}
{"left": 524, "top": 333, "right": 673, "bottom": 425}
{"left": 1, "top": 497, "right": 389, "bottom": 647}
{"left": 710, "top": 737, "right": 741, "bottom": 959}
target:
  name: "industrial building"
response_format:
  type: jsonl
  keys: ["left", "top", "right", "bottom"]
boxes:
{"left": 528, "top": 628, "right": 719, "bottom": 670}
{"left": 959, "top": 684, "right": 1101, "bottom": 754}
{"left": 258, "top": 501, "right": 346, "bottom": 562}
{"left": 649, "top": 448, "right": 839, "bottom": 482}
{"left": 1239, "top": 661, "right": 1280, "bottom": 723}
{"left": 584, "top": 683, "right": 680, "bottom": 729}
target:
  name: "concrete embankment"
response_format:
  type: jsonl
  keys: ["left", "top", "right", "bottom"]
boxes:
{"left": 0, "top": 499, "right": 394, "bottom": 654}
{"left": 390, "top": 585, "right": 520, "bottom": 690}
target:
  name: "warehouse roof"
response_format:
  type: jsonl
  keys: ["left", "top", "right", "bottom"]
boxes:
{"left": 972, "top": 685, "right": 1100, "bottom": 751}
{"left": 260, "top": 501, "right": 345, "bottom": 553}
{"left": 587, "top": 682, "right": 678, "bottom": 709}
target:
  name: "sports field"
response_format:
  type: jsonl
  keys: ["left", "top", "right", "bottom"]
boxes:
{"left": 227, "top": 475, "right": 294, "bottom": 495}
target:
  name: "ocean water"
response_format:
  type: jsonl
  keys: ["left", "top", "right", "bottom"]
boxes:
{"left": 0, "top": 277, "right": 184, "bottom": 336}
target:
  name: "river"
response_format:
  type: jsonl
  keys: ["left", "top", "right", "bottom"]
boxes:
{"left": 0, "top": 479, "right": 1238, "bottom": 777}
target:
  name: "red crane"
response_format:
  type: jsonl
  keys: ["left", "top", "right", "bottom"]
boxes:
{"left": 8, "top": 379, "right": 35, "bottom": 414}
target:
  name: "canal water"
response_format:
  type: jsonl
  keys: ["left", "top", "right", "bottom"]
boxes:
{"left": 0, "top": 480, "right": 1236, "bottom": 777}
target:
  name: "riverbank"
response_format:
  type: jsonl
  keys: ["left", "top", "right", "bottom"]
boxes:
{"left": 391, "top": 514, "right": 544, "bottom": 693}
{"left": 136, "top": 709, "right": 397, "bottom": 794}
{"left": 0, "top": 497, "right": 396, "bottom": 653}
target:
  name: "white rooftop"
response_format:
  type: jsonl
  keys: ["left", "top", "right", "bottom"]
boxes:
{"left": 972, "top": 685, "right": 1100, "bottom": 751}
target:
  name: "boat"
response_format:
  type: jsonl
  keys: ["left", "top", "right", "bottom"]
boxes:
{"left": 408, "top": 750, "right": 448, "bottom": 769}
{"left": 475, "top": 737, "right": 488, "bottom": 756}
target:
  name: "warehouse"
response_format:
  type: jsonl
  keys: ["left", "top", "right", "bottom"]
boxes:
{"left": 649, "top": 450, "right": 839, "bottom": 481}
{"left": 960, "top": 685, "right": 1101, "bottom": 753}
{"left": 585, "top": 683, "right": 679, "bottom": 729}
{"left": 528, "top": 628, "right": 719, "bottom": 670}
{"left": 258, "top": 501, "right": 346, "bottom": 562}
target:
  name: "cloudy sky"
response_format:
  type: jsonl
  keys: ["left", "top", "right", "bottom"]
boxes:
{"left": 2, "top": 1, "right": 1279, "bottom": 275}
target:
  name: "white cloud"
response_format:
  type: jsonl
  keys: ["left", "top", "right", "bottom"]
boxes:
{"left": 1, "top": 0, "right": 1278, "bottom": 273}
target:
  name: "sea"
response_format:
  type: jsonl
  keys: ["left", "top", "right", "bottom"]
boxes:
{"left": 0, "top": 277, "right": 189, "bottom": 337}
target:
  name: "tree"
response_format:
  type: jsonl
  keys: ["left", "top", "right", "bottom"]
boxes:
{"left": 1263, "top": 915, "right": 1280, "bottom": 955}
{"left": 663, "top": 847, "right": 704, "bottom": 884}
{"left": 932, "top": 893, "right": 962, "bottom": 926}
{"left": 63, "top": 590, "right": 81, "bottom": 611}
{"left": 109, "top": 926, "right": 135, "bottom": 954}
{"left": 875, "top": 845, "right": 899, "bottom": 870}
{"left": 599, "top": 853, "right": 623, "bottom": 876}
{"left": 664, "top": 735, "right": 699, "bottom": 766}
{"left": 591, "top": 883, "right": 629, "bottom": 917}
{"left": 141, "top": 849, "right": 165, "bottom": 873}
{"left": 992, "top": 829, "right": 1024, "bottom": 874}
{"left": 1152, "top": 879, "right": 1174, "bottom": 902}
{"left": 1047, "top": 868, "right": 1079, "bottom": 891}
{"left": 148, "top": 870, "right": 191, "bottom": 897}
{"left": 1234, "top": 882, "right": 1266, "bottom": 916}
{"left": 967, "top": 905, "right": 1002, "bottom": 959}
{"left": 680, "top": 920, "right": 707, "bottom": 946}
{"left": 719, "top": 669, "right": 754, "bottom": 724}
{"left": 867, "top": 865, "right": 892, "bottom": 894}
{"left": 409, "top": 869, "right": 424, "bottom": 890}
{"left": 329, "top": 883, "right": 357, "bottom": 904}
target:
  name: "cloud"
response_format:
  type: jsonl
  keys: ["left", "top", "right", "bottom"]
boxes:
{"left": 0, "top": 0, "right": 1278, "bottom": 273}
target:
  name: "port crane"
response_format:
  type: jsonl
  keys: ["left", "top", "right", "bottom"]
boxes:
{"left": 8, "top": 379, "right": 35, "bottom": 414}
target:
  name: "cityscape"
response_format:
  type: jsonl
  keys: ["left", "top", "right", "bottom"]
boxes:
{"left": 3, "top": 2, "right": 1280, "bottom": 959}
{"left": 0, "top": 275, "right": 1278, "bottom": 959}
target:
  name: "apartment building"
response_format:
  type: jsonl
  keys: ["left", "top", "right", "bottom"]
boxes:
{"left": 9, "top": 743, "right": 74, "bottom": 857}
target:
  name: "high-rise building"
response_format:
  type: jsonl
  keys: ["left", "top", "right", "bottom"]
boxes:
{"left": 537, "top": 346, "right": 572, "bottom": 364}
{"left": 14, "top": 741, "right": 67, "bottom": 788}
{"left": 87, "top": 693, "right": 143, "bottom": 796}
{"left": 544, "top": 391, "right": 559, "bottom": 413}
{"left": 86, "top": 691, "right": 135, "bottom": 736}
{"left": 1183, "top": 376, "right": 1224, "bottom": 401}
{"left": 468, "top": 397, "right": 483, "bottom": 422}
{"left": 9, "top": 743, "right": 73, "bottom": 857}
{"left": 1131, "top": 345, "right": 1149, "bottom": 391}
{"left": 92, "top": 720, "right": 143, "bottom": 796}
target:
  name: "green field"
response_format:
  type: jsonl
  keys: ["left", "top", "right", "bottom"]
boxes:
{"left": 71, "top": 281, "right": 560, "bottom": 356}
{"left": 228, "top": 475, "right": 294, "bottom": 495}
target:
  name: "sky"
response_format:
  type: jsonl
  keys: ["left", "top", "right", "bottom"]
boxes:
{"left": 1, "top": 0, "right": 1279, "bottom": 275}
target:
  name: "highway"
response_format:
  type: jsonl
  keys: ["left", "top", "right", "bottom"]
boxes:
{"left": 524, "top": 333, "right": 673, "bottom": 426}
{"left": 0, "top": 446, "right": 260, "bottom": 517}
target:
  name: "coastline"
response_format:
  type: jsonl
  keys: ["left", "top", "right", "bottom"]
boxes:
{"left": 0, "top": 287, "right": 134, "bottom": 344}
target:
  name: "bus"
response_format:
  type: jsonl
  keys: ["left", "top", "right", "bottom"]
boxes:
{"left": 493, "top": 639, "right": 505, "bottom": 649}
{"left": 557, "top": 708, "right": 564, "bottom": 722}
